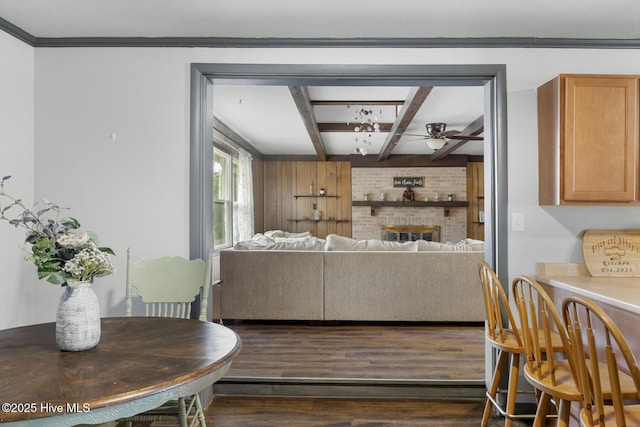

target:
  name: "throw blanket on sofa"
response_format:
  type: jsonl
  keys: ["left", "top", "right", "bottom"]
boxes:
{"left": 233, "top": 230, "right": 484, "bottom": 252}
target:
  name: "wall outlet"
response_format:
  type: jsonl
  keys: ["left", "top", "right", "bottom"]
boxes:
{"left": 511, "top": 212, "right": 525, "bottom": 232}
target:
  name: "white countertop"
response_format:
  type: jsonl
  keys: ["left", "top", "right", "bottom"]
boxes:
{"left": 536, "top": 274, "right": 640, "bottom": 316}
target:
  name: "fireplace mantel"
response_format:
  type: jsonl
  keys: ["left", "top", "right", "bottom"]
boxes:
{"left": 352, "top": 200, "right": 469, "bottom": 216}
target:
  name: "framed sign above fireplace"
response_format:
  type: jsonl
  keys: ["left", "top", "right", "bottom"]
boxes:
{"left": 393, "top": 177, "right": 424, "bottom": 187}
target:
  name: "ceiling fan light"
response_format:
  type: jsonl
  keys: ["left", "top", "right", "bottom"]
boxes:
{"left": 426, "top": 138, "right": 447, "bottom": 151}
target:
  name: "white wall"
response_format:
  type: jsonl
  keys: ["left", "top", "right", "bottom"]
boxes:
{"left": 0, "top": 31, "right": 35, "bottom": 329}
{"left": 3, "top": 44, "right": 640, "bottom": 327}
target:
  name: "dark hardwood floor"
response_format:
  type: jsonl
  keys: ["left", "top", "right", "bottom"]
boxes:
{"left": 122, "top": 323, "right": 539, "bottom": 426}
{"left": 205, "top": 396, "right": 534, "bottom": 427}
{"left": 223, "top": 321, "right": 485, "bottom": 380}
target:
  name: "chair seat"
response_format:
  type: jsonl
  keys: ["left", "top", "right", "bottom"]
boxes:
{"left": 488, "top": 328, "right": 563, "bottom": 355}
{"left": 487, "top": 328, "right": 524, "bottom": 353}
{"left": 525, "top": 359, "right": 639, "bottom": 402}
{"left": 524, "top": 359, "right": 582, "bottom": 402}
{"left": 580, "top": 403, "right": 640, "bottom": 426}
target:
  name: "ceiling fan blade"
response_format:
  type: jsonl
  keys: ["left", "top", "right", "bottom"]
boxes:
{"left": 445, "top": 135, "right": 483, "bottom": 141}
{"left": 402, "top": 133, "right": 429, "bottom": 137}
{"left": 438, "top": 130, "right": 460, "bottom": 138}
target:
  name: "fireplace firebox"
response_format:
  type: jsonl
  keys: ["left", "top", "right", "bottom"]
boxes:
{"left": 382, "top": 225, "right": 441, "bottom": 242}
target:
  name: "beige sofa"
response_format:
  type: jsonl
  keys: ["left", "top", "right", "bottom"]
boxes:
{"left": 220, "top": 234, "right": 485, "bottom": 322}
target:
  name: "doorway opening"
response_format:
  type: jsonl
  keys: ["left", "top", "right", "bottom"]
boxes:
{"left": 189, "top": 63, "right": 508, "bottom": 393}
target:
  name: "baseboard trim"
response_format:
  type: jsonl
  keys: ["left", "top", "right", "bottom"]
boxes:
{"left": 213, "top": 376, "right": 485, "bottom": 399}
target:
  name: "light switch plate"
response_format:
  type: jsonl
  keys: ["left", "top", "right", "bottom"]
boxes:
{"left": 511, "top": 213, "right": 525, "bottom": 232}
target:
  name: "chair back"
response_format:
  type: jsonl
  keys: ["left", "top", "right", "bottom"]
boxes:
{"left": 562, "top": 295, "right": 640, "bottom": 427}
{"left": 125, "top": 248, "right": 211, "bottom": 321}
{"left": 478, "top": 261, "right": 523, "bottom": 349}
{"left": 511, "top": 276, "right": 576, "bottom": 386}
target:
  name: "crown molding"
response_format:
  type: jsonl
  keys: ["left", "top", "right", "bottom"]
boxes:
{"left": 29, "top": 36, "right": 640, "bottom": 49}
{"left": 0, "top": 16, "right": 36, "bottom": 46}
{"left": 2, "top": 16, "right": 640, "bottom": 51}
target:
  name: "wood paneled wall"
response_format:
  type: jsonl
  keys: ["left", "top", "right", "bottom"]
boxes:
{"left": 261, "top": 161, "right": 352, "bottom": 239}
{"left": 466, "top": 162, "right": 485, "bottom": 241}
{"left": 256, "top": 158, "right": 483, "bottom": 241}
{"left": 251, "top": 157, "right": 264, "bottom": 235}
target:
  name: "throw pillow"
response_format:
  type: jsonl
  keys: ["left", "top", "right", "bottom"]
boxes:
{"left": 325, "top": 234, "right": 418, "bottom": 252}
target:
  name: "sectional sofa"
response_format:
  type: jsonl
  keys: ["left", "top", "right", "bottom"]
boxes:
{"left": 219, "top": 232, "right": 485, "bottom": 322}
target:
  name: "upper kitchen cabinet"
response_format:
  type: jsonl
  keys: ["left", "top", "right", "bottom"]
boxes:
{"left": 538, "top": 74, "right": 639, "bottom": 205}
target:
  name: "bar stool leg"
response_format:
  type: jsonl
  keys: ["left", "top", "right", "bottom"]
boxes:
{"left": 483, "top": 349, "right": 508, "bottom": 427}
{"left": 557, "top": 399, "right": 571, "bottom": 427}
{"left": 533, "top": 392, "right": 552, "bottom": 427}
{"left": 503, "top": 353, "right": 521, "bottom": 427}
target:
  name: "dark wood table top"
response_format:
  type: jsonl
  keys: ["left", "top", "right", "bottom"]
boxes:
{"left": 0, "top": 317, "right": 241, "bottom": 425}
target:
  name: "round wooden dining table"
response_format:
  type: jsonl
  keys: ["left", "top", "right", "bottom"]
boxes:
{"left": 0, "top": 317, "right": 241, "bottom": 426}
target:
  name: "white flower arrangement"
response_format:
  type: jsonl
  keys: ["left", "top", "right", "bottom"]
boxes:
{"left": 0, "top": 176, "right": 115, "bottom": 287}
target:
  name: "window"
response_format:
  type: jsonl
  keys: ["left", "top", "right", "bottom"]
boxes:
{"left": 213, "top": 149, "right": 238, "bottom": 249}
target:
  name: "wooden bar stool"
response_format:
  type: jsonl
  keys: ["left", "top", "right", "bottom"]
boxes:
{"left": 478, "top": 262, "right": 537, "bottom": 427}
{"left": 512, "top": 275, "right": 580, "bottom": 427}
{"left": 562, "top": 295, "right": 640, "bottom": 427}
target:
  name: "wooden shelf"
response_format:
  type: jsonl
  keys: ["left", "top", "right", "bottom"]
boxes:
{"left": 352, "top": 200, "right": 469, "bottom": 216}
{"left": 293, "top": 195, "right": 338, "bottom": 199}
{"left": 287, "top": 219, "right": 350, "bottom": 223}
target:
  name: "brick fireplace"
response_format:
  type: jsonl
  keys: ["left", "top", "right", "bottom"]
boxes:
{"left": 351, "top": 167, "right": 467, "bottom": 242}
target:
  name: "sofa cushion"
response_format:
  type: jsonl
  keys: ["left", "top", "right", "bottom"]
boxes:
{"left": 463, "top": 238, "right": 485, "bottom": 251}
{"left": 267, "top": 238, "right": 326, "bottom": 251}
{"left": 416, "top": 240, "right": 448, "bottom": 251}
{"left": 416, "top": 238, "right": 485, "bottom": 252}
{"left": 264, "top": 230, "right": 311, "bottom": 239}
{"left": 234, "top": 233, "right": 274, "bottom": 250}
{"left": 325, "top": 234, "right": 418, "bottom": 252}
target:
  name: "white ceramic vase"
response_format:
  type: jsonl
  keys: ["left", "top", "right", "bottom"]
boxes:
{"left": 56, "top": 282, "right": 101, "bottom": 351}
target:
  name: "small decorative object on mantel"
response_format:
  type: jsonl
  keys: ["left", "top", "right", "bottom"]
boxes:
{"left": 319, "top": 188, "right": 325, "bottom": 196}
{"left": 0, "top": 176, "right": 115, "bottom": 351}
{"left": 402, "top": 186, "right": 415, "bottom": 202}
{"left": 582, "top": 229, "right": 640, "bottom": 277}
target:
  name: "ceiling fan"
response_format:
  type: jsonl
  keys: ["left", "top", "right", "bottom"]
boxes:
{"left": 405, "top": 123, "right": 484, "bottom": 150}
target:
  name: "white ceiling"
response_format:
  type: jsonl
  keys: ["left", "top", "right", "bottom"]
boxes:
{"left": 2, "top": 0, "right": 636, "bottom": 158}
{"left": 213, "top": 84, "right": 485, "bottom": 156}
{"left": 0, "top": 0, "right": 639, "bottom": 39}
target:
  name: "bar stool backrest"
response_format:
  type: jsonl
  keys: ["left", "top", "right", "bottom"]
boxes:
{"left": 511, "top": 276, "right": 576, "bottom": 385}
{"left": 478, "top": 261, "right": 523, "bottom": 349}
{"left": 563, "top": 295, "right": 640, "bottom": 427}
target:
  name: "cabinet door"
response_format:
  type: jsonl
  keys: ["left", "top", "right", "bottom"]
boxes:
{"left": 563, "top": 76, "right": 638, "bottom": 202}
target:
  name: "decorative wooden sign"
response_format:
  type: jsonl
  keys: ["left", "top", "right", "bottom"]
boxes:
{"left": 582, "top": 230, "right": 640, "bottom": 277}
{"left": 393, "top": 177, "right": 424, "bottom": 187}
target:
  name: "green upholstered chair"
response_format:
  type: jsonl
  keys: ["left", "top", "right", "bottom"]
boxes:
{"left": 123, "top": 248, "right": 212, "bottom": 427}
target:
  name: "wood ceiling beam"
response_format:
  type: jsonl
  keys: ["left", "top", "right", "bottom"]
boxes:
{"left": 430, "top": 115, "right": 484, "bottom": 161}
{"left": 378, "top": 87, "right": 433, "bottom": 161}
{"left": 317, "top": 122, "right": 394, "bottom": 132}
{"left": 288, "top": 86, "right": 327, "bottom": 161}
